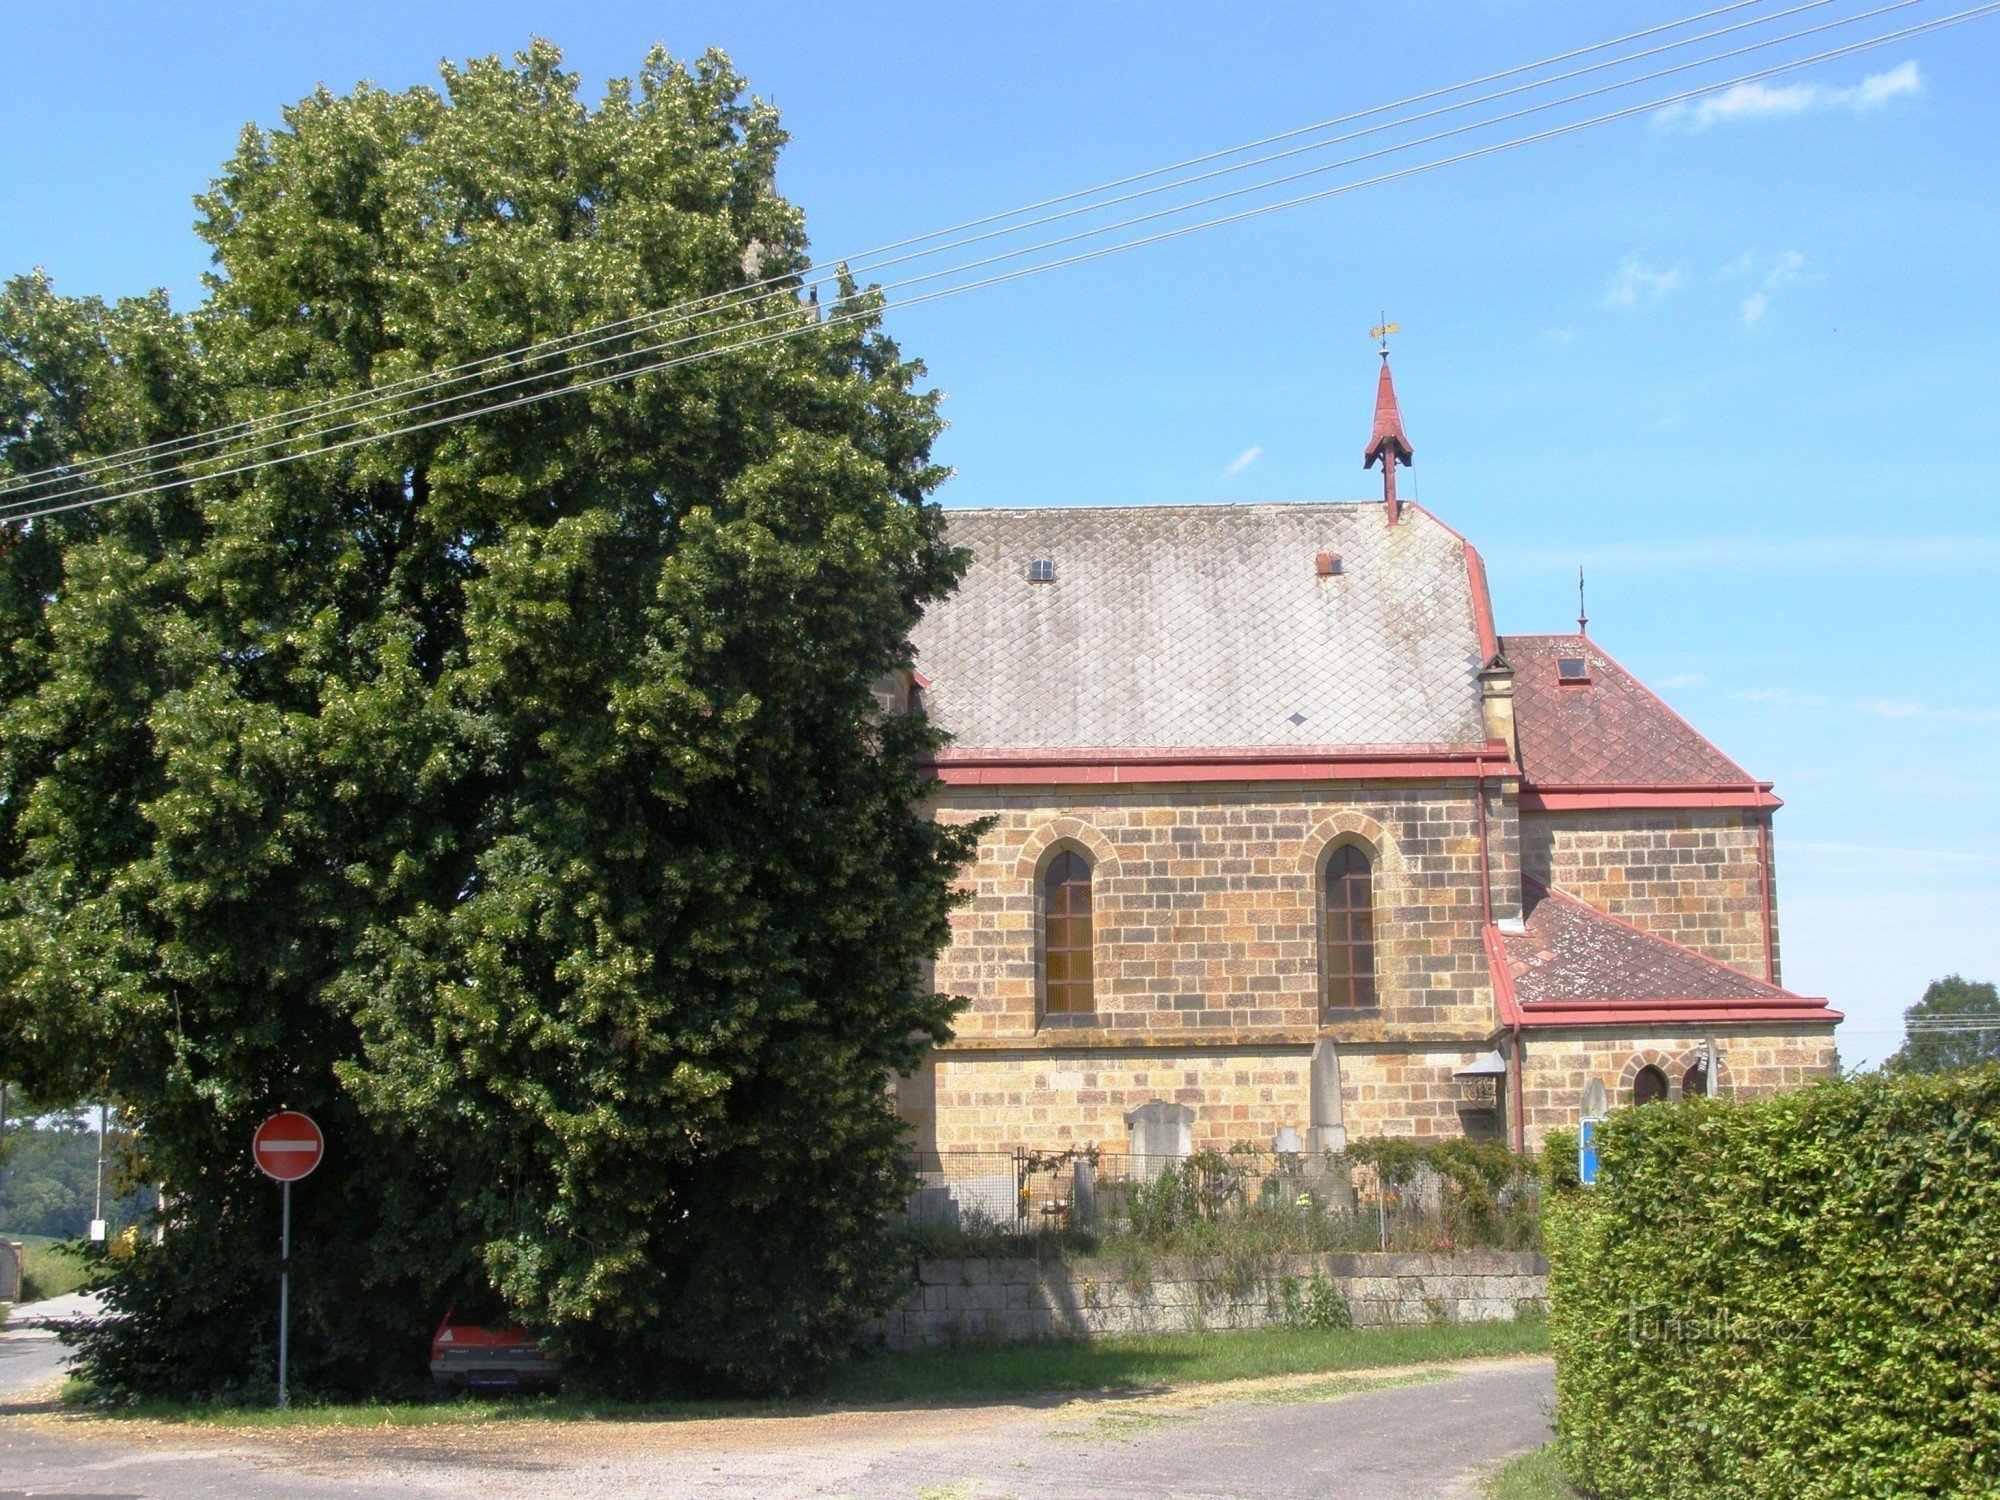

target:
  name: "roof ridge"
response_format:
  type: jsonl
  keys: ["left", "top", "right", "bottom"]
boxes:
{"left": 940, "top": 499, "right": 1395, "bottom": 515}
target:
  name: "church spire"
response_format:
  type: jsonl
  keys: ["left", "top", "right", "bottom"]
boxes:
{"left": 1363, "top": 320, "right": 1413, "bottom": 525}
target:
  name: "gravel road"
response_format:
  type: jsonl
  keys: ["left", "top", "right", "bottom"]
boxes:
{"left": 0, "top": 1353, "right": 1552, "bottom": 1499}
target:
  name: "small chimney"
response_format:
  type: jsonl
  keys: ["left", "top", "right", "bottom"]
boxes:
{"left": 1315, "top": 550, "right": 1342, "bottom": 577}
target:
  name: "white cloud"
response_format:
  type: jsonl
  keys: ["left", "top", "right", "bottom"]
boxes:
{"left": 1729, "top": 249, "right": 1810, "bottom": 327}
{"left": 1736, "top": 687, "right": 1831, "bottom": 708}
{"left": 1492, "top": 535, "right": 2000, "bottom": 571}
{"left": 1655, "top": 60, "right": 1923, "bottom": 132}
{"left": 1734, "top": 688, "right": 2000, "bottom": 725}
{"left": 1854, "top": 697, "right": 2000, "bottom": 726}
{"left": 1602, "top": 254, "right": 1682, "bottom": 310}
{"left": 1221, "top": 445, "right": 1262, "bottom": 479}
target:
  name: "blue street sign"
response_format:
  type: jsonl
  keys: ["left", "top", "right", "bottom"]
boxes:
{"left": 1578, "top": 1116, "right": 1603, "bottom": 1187}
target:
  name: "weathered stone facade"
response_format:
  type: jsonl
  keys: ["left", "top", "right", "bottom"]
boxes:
{"left": 1514, "top": 1026, "right": 1837, "bottom": 1139}
{"left": 899, "top": 477, "right": 1841, "bottom": 1162}
{"left": 868, "top": 1250, "right": 1549, "bottom": 1350}
{"left": 1520, "top": 808, "right": 1778, "bottom": 980}
{"left": 932, "top": 781, "right": 1512, "bottom": 1043}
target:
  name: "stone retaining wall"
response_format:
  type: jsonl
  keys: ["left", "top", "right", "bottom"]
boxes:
{"left": 868, "top": 1249, "right": 1547, "bottom": 1351}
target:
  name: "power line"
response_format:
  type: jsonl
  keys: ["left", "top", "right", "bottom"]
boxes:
{"left": 0, "top": 0, "right": 1810, "bottom": 505}
{"left": 4, "top": 0, "right": 1922, "bottom": 520}
{"left": 0, "top": 1, "right": 1889, "bottom": 512}
{"left": 2, "top": 1, "right": 1992, "bottom": 526}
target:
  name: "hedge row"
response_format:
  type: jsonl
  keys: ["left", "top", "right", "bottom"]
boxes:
{"left": 1542, "top": 1067, "right": 2000, "bottom": 1500}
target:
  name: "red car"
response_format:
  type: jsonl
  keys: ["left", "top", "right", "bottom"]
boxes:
{"left": 429, "top": 1300, "right": 560, "bottom": 1392}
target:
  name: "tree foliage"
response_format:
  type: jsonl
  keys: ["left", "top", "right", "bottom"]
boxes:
{"left": 0, "top": 42, "right": 973, "bottom": 1397}
{"left": 1885, "top": 974, "right": 2000, "bottom": 1077}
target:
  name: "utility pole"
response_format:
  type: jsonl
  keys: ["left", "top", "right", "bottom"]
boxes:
{"left": 91, "top": 1101, "right": 107, "bottom": 1242}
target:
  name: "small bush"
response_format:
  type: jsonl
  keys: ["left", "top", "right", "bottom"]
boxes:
{"left": 1302, "top": 1273, "right": 1351, "bottom": 1331}
{"left": 1544, "top": 1066, "right": 2000, "bottom": 1500}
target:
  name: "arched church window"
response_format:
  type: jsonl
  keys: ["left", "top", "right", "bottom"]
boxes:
{"left": 1321, "top": 843, "right": 1377, "bottom": 1011}
{"left": 1632, "top": 1065, "right": 1668, "bottom": 1105}
{"left": 1043, "top": 849, "right": 1094, "bottom": 1017}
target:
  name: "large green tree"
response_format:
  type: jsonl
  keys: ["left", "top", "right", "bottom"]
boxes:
{"left": 0, "top": 42, "right": 972, "bottom": 1397}
{"left": 1886, "top": 975, "right": 2000, "bottom": 1077}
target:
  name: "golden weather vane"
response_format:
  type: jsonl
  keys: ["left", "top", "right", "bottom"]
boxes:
{"left": 1370, "top": 314, "right": 1399, "bottom": 353}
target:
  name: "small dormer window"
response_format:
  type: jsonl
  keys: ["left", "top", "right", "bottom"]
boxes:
{"left": 1027, "top": 558, "right": 1055, "bottom": 583}
{"left": 1557, "top": 657, "right": 1591, "bottom": 685}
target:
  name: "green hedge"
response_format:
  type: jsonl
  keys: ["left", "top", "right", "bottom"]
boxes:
{"left": 1542, "top": 1067, "right": 2000, "bottom": 1500}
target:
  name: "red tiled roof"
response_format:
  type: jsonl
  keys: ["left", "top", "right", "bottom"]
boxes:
{"left": 1504, "top": 634, "right": 1752, "bottom": 788}
{"left": 1501, "top": 881, "right": 1790, "bottom": 1004}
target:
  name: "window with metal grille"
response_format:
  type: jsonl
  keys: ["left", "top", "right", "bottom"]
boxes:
{"left": 1043, "top": 849, "right": 1094, "bottom": 1016}
{"left": 1321, "top": 844, "right": 1377, "bottom": 1011}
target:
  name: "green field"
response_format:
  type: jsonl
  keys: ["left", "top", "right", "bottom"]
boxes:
{"left": 69, "top": 1316, "right": 1549, "bottom": 1429}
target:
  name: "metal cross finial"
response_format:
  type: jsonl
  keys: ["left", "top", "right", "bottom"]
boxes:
{"left": 1370, "top": 313, "right": 1399, "bottom": 355}
{"left": 1577, "top": 566, "right": 1589, "bottom": 635}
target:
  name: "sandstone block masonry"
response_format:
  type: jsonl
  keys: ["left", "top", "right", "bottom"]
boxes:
{"left": 866, "top": 1250, "right": 1549, "bottom": 1351}
{"left": 1515, "top": 1026, "right": 1837, "bottom": 1138}
{"left": 930, "top": 780, "right": 1514, "bottom": 1042}
{"left": 1521, "top": 808, "right": 1776, "bottom": 980}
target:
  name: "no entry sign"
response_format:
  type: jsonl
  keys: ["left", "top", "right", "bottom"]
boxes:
{"left": 252, "top": 1111, "right": 324, "bottom": 1183}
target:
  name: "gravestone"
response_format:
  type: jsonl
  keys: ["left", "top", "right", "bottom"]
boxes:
{"left": 1308, "top": 1039, "right": 1347, "bottom": 1154}
{"left": 1072, "top": 1156, "right": 1098, "bottom": 1225}
{"left": 1125, "top": 1099, "right": 1194, "bottom": 1179}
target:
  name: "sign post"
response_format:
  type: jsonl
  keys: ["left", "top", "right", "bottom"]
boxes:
{"left": 252, "top": 1112, "right": 324, "bottom": 1408}
{"left": 1578, "top": 1079, "right": 1608, "bottom": 1188}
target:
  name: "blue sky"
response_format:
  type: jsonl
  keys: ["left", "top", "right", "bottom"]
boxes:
{"left": 7, "top": 2, "right": 1996, "bottom": 1067}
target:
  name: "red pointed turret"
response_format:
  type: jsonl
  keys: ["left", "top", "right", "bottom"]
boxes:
{"left": 1363, "top": 352, "right": 1413, "bottom": 525}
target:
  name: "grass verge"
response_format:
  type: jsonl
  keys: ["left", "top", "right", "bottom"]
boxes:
{"left": 13, "top": 1237, "right": 92, "bottom": 1303}
{"left": 1484, "top": 1443, "right": 1585, "bottom": 1499}
{"left": 62, "top": 1316, "right": 1548, "bottom": 1430}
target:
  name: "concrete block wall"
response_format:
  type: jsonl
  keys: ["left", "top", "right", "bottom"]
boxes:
{"left": 866, "top": 1250, "right": 1548, "bottom": 1351}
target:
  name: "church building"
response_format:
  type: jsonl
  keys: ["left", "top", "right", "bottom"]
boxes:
{"left": 897, "top": 354, "right": 1839, "bottom": 1158}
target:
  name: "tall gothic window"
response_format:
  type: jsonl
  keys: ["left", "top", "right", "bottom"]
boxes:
{"left": 1321, "top": 843, "right": 1377, "bottom": 1011}
{"left": 1043, "top": 849, "right": 1094, "bottom": 1017}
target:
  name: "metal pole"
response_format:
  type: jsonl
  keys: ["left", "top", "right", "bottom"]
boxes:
{"left": 278, "top": 1179, "right": 291, "bottom": 1409}
{"left": 93, "top": 1102, "right": 105, "bottom": 1227}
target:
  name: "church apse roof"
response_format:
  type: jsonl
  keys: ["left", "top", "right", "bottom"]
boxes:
{"left": 912, "top": 502, "right": 1489, "bottom": 753}
{"left": 1504, "top": 634, "right": 1756, "bottom": 790}
{"left": 1487, "top": 879, "right": 1837, "bottom": 1027}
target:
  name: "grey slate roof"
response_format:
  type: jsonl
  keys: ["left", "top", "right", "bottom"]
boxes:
{"left": 911, "top": 502, "right": 1488, "bottom": 752}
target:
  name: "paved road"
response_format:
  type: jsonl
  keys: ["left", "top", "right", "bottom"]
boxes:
{"left": 0, "top": 1292, "right": 100, "bottom": 1406}
{"left": 0, "top": 1354, "right": 1553, "bottom": 1499}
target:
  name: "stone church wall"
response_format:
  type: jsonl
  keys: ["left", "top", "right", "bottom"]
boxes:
{"left": 1519, "top": 808, "right": 1776, "bottom": 980}
{"left": 1514, "top": 1025, "right": 1837, "bottom": 1142}
{"left": 928, "top": 779, "right": 1507, "bottom": 1043}
{"left": 900, "top": 1041, "right": 1502, "bottom": 1154}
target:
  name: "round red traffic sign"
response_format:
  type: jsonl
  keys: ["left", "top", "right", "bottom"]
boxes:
{"left": 252, "top": 1111, "right": 324, "bottom": 1182}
